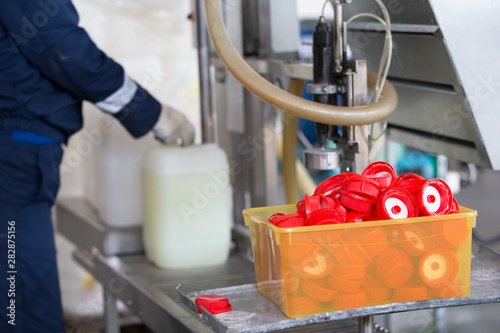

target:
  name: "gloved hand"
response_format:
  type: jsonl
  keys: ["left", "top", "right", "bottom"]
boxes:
{"left": 153, "top": 105, "right": 195, "bottom": 146}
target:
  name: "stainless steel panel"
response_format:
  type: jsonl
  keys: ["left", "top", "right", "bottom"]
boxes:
{"left": 387, "top": 84, "right": 478, "bottom": 142}
{"left": 223, "top": 0, "right": 246, "bottom": 134}
{"left": 339, "top": 0, "right": 500, "bottom": 169}
{"left": 428, "top": 0, "right": 500, "bottom": 169}
{"left": 245, "top": 88, "right": 280, "bottom": 207}
{"left": 343, "top": 0, "right": 437, "bottom": 26}
{"left": 196, "top": 0, "right": 217, "bottom": 143}
{"left": 347, "top": 32, "right": 458, "bottom": 88}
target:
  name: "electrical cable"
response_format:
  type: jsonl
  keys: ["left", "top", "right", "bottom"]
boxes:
{"left": 321, "top": 0, "right": 333, "bottom": 17}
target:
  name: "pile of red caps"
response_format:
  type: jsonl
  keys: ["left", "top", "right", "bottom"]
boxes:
{"left": 268, "top": 161, "right": 460, "bottom": 227}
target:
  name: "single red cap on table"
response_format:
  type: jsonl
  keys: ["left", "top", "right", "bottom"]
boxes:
{"left": 306, "top": 208, "right": 345, "bottom": 226}
{"left": 343, "top": 175, "right": 381, "bottom": 201}
{"left": 340, "top": 190, "right": 376, "bottom": 213}
{"left": 273, "top": 213, "right": 306, "bottom": 228}
{"left": 418, "top": 179, "right": 453, "bottom": 216}
{"left": 304, "top": 194, "right": 322, "bottom": 217}
{"left": 195, "top": 295, "right": 232, "bottom": 314}
{"left": 362, "top": 161, "right": 396, "bottom": 190}
{"left": 377, "top": 188, "right": 418, "bottom": 220}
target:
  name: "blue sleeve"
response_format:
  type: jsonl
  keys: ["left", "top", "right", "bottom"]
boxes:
{"left": 0, "top": 0, "right": 161, "bottom": 138}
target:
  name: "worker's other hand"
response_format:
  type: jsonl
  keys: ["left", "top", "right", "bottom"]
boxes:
{"left": 153, "top": 105, "right": 195, "bottom": 146}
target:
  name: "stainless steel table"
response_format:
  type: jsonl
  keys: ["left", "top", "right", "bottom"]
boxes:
{"left": 57, "top": 198, "right": 500, "bottom": 333}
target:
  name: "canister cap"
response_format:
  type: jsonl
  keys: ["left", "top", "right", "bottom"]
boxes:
{"left": 195, "top": 295, "right": 232, "bottom": 314}
{"left": 343, "top": 175, "right": 381, "bottom": 201}
{"left": 362, "top": 161, "right": 396, "bottom": 190}
{"left": 306, "top": 209, "right": 345, "bottom": 226}
{"left": 340, "top": 190, "right": 376, "bottom": 213}
{"left": 395, "top": 173, "right": 425, "bottom": 183}
{"left": 273, "top": 213, "right": 306, "bottom": 228}
{"left": 296, "top": 199, "right": 305, "bottom": 213}
{"left": 268, "top": 213, "right": 285, "bottom": 224}
{"left": 345, "top": 211, "right": 373, "bottom": 223}
{"left": 319, "top": 195, "right": 336, "bottom": 210}
{"left": 419, "top": 249, "right": 458, "bottom": 288}
{"left": 319, "top": 195, "right": 347, "bottom": 217}
{"left": 418, "top": 179, "right": 453, "bottom": 216}
{"left": 449, "top": 197, "right": 460, "bottom": 214}
{"left": 377, "top": 188, "right": 418, "bottom": 220}
{"left": 314, "top": 173, "right": 356, "bottom": 197}
{"left": 304, "top": 194, "right": 322, "bottom": 216}
{"left": 394, "top": 178, "right": 426, "bottom": 197}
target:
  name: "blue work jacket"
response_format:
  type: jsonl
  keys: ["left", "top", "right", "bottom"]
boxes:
{"left": 0, "top": 0, "right": 161, "bottom": 143}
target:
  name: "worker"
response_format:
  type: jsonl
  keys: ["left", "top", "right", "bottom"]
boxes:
{"left": 0, "top": 1, "right": 195, "bottom": 332}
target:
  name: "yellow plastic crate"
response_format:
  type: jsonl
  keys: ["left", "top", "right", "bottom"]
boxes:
{"left": 243, "top": 204, "right": 477, "bottom": 318}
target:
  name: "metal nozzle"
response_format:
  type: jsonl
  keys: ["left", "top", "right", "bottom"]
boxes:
{"left": 304, "top": 148, "right": 341, "bottom": 170}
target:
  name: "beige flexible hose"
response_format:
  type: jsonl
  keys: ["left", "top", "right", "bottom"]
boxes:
{"left": 276, "top": 135, "right": 317, "bottom": 201}
{"left": 283, "top": 79, "right": 305, "bottom": 204}
{"left": 204, "top": 0, "right": 398, "bottom": 126}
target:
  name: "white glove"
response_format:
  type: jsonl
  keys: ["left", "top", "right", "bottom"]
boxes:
{"left": 153, "top": 105, "right": 195, "bottom": 146}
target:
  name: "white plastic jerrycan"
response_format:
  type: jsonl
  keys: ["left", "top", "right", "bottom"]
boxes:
{"left": 142, "top": 144, "right": 232, "bottom": 269}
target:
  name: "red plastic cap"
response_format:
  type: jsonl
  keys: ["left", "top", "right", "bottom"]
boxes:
{"left": 346, "top": 211, "right": 373, "bottom": 223}
{"left": 449, "top": 197, "right": 460, "bottom": 214}
{"left": 319, "top": 195, "right": 336, "bottom": 210}
{"left": 395, "top": 173, "right": 425, "bottom": 183}
{"left": 343, "top": 175, "right": 381, "bottom": 201}
{"left": 314, "top": 173, "right": 356, "bottom": 197}
{"left": 306, "top": 209, "right": 345, "bottom": 226}
{"left": 296, "top": 199, "right": 305, "bottom": 213}
{"left": 340, "top": 190, "right": 376, "bottom": 213}
{"left": 273, "top": 213, "right": 306, "bottom": 228}
{"left": 393, "top": 178, "right": 426, "bottom": 198}
{"left": 362, "top": 161, "right": 396, "bottom": 190}
{"left": 304, "top": 194, "right": 322, "bottom": 217}
{"left": 268, "top": 213, "right": 285, "bottom": 224}
{"left": 195, "top": 295, "right": 232, "bottom": 314}
{"left": 418, "top": 179, "right": 453, "bottom": 216}
{"left": 377, "top": 188, "right": 418, "bottom": 220}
